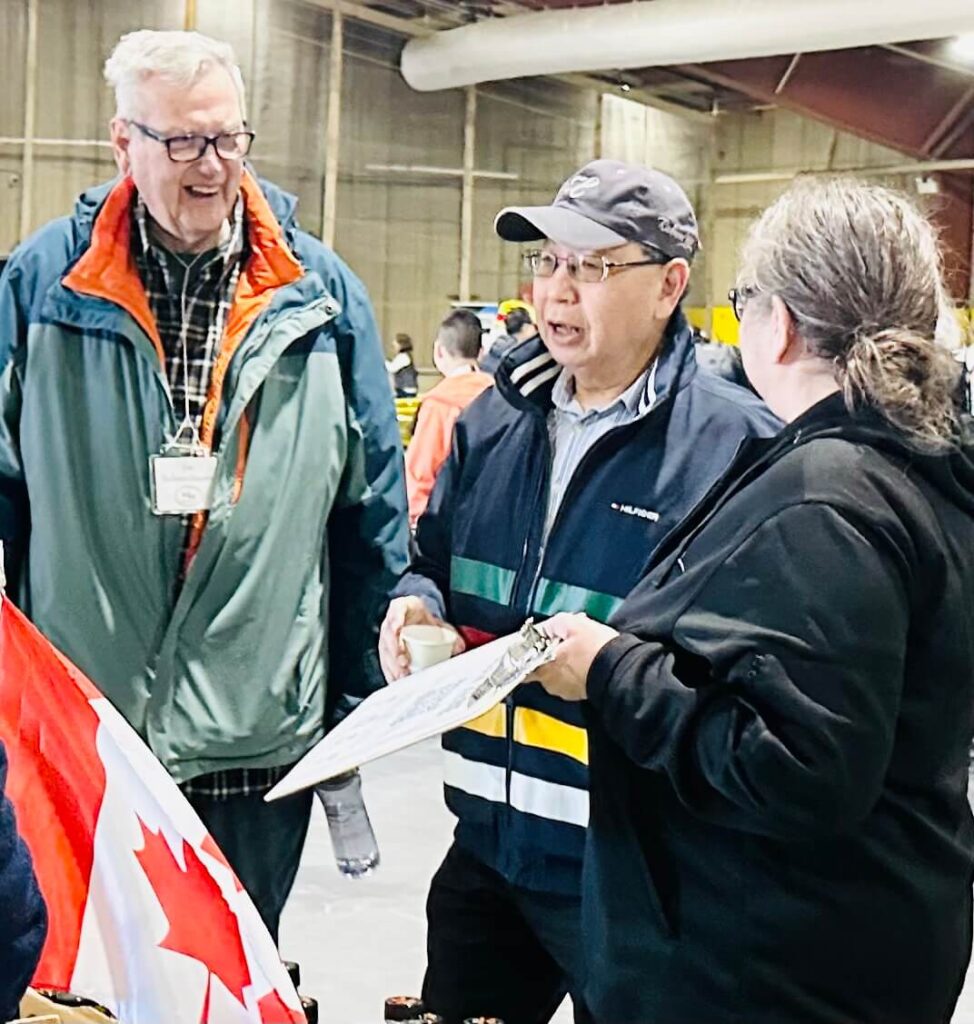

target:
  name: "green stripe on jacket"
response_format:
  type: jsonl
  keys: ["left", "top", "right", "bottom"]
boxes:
{"left": 450, "top": 555, "right": 517, "bottom": 606}
{"left": 532, "top": 578, "right": 623, "bottom": 622}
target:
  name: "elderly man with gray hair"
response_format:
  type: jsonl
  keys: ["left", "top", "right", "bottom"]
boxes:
{"left": 0, "top": 29, "right": 408, "bottom": 941}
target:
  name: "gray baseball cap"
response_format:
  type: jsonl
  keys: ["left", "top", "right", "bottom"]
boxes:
{"left": 494, "top": 158, "right": 699, "bottom": 261}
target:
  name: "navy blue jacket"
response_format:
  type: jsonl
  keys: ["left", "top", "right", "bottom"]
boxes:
{"left": 0, "top": 742, "right": 47, "bottom": 1019}
{"left": 398, "top": 312, "right": 779, "bottom": 895}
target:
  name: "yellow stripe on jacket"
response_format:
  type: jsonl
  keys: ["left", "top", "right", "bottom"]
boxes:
{"left": 514, "top": 708, "right": 589, "bottom": 765}
{"left": 461, "top": 704, "right": 588, "bottom": 766}
{"left": 462, "top": 704, "right": 506, "bottom": 738}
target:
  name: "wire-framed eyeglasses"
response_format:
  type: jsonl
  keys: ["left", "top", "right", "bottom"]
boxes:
{"left": 728, "top": 285, "right": 760, "bottom": 322}
{"left": 524, "top": 248, "right": 671, "bottom": 285}
{"left": 129, "top": 120, "right": 255, "bottom": 163}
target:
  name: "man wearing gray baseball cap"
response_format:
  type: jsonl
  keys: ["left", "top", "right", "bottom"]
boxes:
{"left": 379, "top": 158, "right": 779, "bottom": 1024}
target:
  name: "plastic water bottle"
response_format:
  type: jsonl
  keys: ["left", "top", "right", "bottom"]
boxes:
{"left": 315, "top": 769, "right": 380, "bottom": 877}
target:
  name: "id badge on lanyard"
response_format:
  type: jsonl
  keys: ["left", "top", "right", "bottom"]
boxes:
{"left": 150, "top": 419, "right": 217, "bottom": 516}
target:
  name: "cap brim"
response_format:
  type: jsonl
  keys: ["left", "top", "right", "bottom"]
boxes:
{"left": 494, "top": 205, "right": 627, "bottom": 251}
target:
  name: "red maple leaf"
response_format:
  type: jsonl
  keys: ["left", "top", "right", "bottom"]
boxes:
{"left": 257, "top": 989, "right": 305, "bottom": 1024}
{"left": 135, "top": 820, "right": 252, "bottom": 1012}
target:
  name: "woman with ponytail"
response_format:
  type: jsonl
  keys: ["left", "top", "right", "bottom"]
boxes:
{"left": 530, "top": 178, "right": 974, "bottom": 1024}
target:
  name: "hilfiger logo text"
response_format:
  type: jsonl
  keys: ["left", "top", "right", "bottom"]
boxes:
{"left": 610, "top": 502, "right": 660, "bottom": 522}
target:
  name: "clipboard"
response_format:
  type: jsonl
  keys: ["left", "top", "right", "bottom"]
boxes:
{"left": 267, "top": 621, "right": 557, "bottom": 801}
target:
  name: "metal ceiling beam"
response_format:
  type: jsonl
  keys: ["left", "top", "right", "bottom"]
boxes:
{"left": 774, "top": 53, "right": 802, "bottom": 95}
{"left": 715, "top": 156, "right": 974, "bottom": 185}
{"left": 882, "top": 42, "right": 974, "bottom": 80}
{"left": 922, "top": 84, "right": 974, "bottom": 156}
{"left": 686, "top": 54, "right": 974, "bottom": 298}
{"left": 682, "top": 57, "right": 974, "bottom": 159}
{"left": 933, "top": 105, "right": 974, "bottom": 158}
{"left": 303, "top": 0, "right": 435, "bottom": 37}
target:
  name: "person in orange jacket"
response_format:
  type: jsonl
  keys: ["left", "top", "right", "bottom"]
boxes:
{"left": 406, "top": 310, "right": 493, "bottom": 527}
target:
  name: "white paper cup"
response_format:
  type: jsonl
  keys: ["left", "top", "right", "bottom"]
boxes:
{"left": 401, "top": 624, "right": 458, "bottom": 671}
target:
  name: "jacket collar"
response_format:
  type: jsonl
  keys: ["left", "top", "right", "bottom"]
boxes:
{"left": 60, "top": 171, "right": 303, "bottom": 366}
{"left": 493, "top": 307, "right": 697, "bottom": 416}
{"left": 68, "top": 168, "right": 302, "bottom": 253}
{"left": 730, "top": 391, "right": 974, "bottom": 518}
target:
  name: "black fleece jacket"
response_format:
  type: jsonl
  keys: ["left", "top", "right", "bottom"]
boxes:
{"left": 582, "top": 393, "right": 974, "bottom": 1024}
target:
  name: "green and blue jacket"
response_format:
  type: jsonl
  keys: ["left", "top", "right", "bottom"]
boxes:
{"left": 0, "top": 172, "right": 408, "bottom": 781}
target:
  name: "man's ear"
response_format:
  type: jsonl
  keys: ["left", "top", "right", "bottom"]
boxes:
{"left": 110, "top": 118, "right": 132, "bottom": 176}
{"left": 659, "top": 259, "right": 690, "bottom": 316}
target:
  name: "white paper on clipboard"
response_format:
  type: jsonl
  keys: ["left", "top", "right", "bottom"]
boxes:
{"left": 266, "top": 622, "right": 557, "bottom": 801}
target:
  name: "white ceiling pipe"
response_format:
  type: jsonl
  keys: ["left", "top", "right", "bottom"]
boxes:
{"left": 401, "top": 0, "right": 974, "bottom": 92}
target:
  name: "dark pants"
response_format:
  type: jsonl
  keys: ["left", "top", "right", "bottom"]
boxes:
{"left": 423, "top": 841, "right": 592, "bottom": 1024}
{"left": 186, "top": 786, "right": 313, "bottom": 944}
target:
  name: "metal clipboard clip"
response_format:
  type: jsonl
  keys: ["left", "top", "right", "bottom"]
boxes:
{"left": 467, "top": 619, "right": 558, "bottom": 706}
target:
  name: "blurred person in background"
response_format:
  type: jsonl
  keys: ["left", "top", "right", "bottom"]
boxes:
{"left": 388, "top": 331, "right": 419, "bottom": 397}
{"left": 405, "top": 310, "right": 492, "bottom": 528}
{"left": 535, "top": 177, "right": 974, "bottom": 1024}
{"left": 480, "top": 306, "right": 538, "bottom": 376}
{"left": 693, "top": 332, "right": 751, "bottom": 390}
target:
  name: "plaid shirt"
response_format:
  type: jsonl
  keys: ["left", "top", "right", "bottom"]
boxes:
{"left": 133, "top": 195, "right": 289, "bottom": 799}
{"left": 133, "top": 195, "right": 245, "bottom": 434}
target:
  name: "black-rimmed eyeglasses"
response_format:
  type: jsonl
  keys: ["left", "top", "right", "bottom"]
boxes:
{"left": 728, "top": 285, "right": 759, "bottom": 322}
{"left": 525, "top": 248, "right": 671, "bottom": 285}
{"left": 129, "top": 120, "right": 255, "bottom": 163}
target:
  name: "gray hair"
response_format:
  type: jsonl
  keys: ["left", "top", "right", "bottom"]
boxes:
{"left": 104, "top": 30, "right": 246, "bottom": 122}
{"left": 738, "top": 177, "right": 962, "bottom": 450}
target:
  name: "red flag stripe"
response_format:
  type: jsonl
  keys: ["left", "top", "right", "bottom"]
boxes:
{"left": 0, "top": 598, "right": 106, "bottom": 986}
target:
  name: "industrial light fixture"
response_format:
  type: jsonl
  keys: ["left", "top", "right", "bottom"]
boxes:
{"left": 915, "top": 175, "right": 940, "bottom": 195}
{"left": 950, "top": 33, "right": 974, "bottom": 61}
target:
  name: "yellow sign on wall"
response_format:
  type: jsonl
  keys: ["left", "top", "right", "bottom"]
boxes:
{"left": 686, "top": 306, "right": 739, "bottom": 346}
{"left": 688, "top": 307, "right": 974, "bottom": 348}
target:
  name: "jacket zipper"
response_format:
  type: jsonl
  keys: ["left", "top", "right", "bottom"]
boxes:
{"left": 505, "top": 697, "right": 515, "bottom": 805}
{"left": 508, "top": 419, "right": 552, "bottom": 612}
{"left": 505, "top": 425, "right": 549, "bottom": 808}
{"left": 503, "top": 395, "right": 673, "bottom": 808}
{"left": 155, "top": 301, "right": 339, "bottom": 650}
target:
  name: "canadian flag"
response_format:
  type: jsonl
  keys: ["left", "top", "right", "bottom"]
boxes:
{"left": 0, "top": 596, "right": 306, "bottom": 1024}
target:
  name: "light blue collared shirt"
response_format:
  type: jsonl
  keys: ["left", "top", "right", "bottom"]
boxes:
{"left": 543, "top": 361, "right": 658, "bottom": 537}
